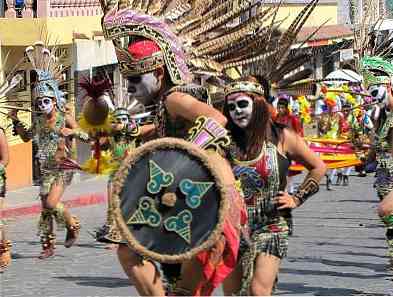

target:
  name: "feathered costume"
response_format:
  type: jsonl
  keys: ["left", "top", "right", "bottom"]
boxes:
{"left": 11, "top": 41, "right": 88, "bottom": 258}
{"left": 0, "top": 64, "right": 26, "bottom": 270}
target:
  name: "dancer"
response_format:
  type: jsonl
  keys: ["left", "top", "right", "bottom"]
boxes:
{"left": 361, "top": 55, "right": 393, "bottom": 265}
{"left": 275, "top": 95, "right": 304, "bottom": 136}
{"left": 0, "top": 127, "right": 10, "bottom": 271}
{"left": 0, "top": 71, "right": 26, "bottom": 270}
{"left": 11, "top": 42, "right": 89, "bottom": 259}
{"left": 222, "top": 76, "right": 326, "bottom": 295}
{"left": 99, "top": 2, "right": 243, "bottom": 295}
{"left": 78, "top": 76, "right": 142, "bottom": 246}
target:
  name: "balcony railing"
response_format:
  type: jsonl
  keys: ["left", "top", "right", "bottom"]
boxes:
{"left": 4, "top": 0, "right": 103, "bottom": 18}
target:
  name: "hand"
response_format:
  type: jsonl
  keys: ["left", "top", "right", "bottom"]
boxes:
{"left": 274, "top": 191, "right": 298, "bottom": 209}
{"left": 8, "top": 110, "right": 19, "bottom": 121}
{"left": 112, "top": 123, "right": 125, "bottom": 131}
{"left": 60, "top": 127, "right": 74, "bottom": 137}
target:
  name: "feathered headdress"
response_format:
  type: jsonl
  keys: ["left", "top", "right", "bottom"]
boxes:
{"left": 99, "top": 0, "right": 321, "bottom": 89}
{"left": 24, "top": 41, "right": 67, "bottom": 112}
{"left": 0, "top": 51, "right": 32, "bottom": 120}
{"left": 352, "top": 0, "right": 393, "bottom": 87}
{"left": 219, "top": 0, "right": 323, "bottom": 98}
{"left": 78, "top": 76, "right": 115, "bottom": 133}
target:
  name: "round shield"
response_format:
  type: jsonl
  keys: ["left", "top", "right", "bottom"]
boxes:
{"left": 111, "top": 138, "right": 233, "bottom": 263}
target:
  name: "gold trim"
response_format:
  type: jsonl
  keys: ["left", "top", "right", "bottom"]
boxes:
{"left": 224, "top": 81, "right": 264, "bottom": 97}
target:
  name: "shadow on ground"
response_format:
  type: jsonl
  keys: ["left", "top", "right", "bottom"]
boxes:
{"left": 54, "top": 276, "right": 132, "bottom": 288}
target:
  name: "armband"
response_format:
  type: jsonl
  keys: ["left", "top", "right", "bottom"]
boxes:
{"left": 293, "top": 177, "right": 319, "bottom": 206}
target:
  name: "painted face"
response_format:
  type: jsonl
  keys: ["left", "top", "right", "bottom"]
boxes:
{"left": 127, "top": 72, "right": 161, "bottom": 106}
{"left": 116, "top": 114, "right": 129, "bottom": 126}
{"left": 226, "top": 93, "right": 254, "bottom": 128}
{"left": 368, "top": 84, "right": 388, "bottom": 106}
{"left": 277, "top": 104, "right": 288, "bottom": 116}
{"left": 37, "top": 97, "right": 54, "bottom": 114}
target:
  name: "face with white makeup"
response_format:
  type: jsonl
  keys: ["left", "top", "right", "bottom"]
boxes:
{"left": 36, "top": 96, "right": 55, "bottom": 115}
{"left": 226, "top": 93, "right": 254, "bottom": 128}
{"left": 126, "top": 68, "right": 165, "bottom": 106}
{"left": 368, "top": 84, "right": 390, "bottom": 107}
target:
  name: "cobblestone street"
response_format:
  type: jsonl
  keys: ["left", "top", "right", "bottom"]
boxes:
{"left": 1, "top": 175, "right": 393, "bottom": 296}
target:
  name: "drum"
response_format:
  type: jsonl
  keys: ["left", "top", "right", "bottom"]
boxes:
{"left": 111, "top": 137, "right": 235, "bottom": 263}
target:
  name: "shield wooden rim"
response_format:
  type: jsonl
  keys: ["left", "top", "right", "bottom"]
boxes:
{"left": 111, "top": 137, "right": 230, "bottom": 263}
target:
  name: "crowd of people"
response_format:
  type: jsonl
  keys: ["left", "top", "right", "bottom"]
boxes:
{"left": 1, "top": 1, "right": 393, "bottom": 296}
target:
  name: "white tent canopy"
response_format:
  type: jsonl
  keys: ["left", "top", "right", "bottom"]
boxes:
{"left": 324, "top": 69, "right": 363, "bottom": 84}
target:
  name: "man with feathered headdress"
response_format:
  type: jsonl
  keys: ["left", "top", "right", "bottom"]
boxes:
{"left": 360, "top": 54, "right": 393, "bottom": 264}
{"left": 11, "top": 42, "right": 89, "bottom": 259}
{"left": 99, "top": 1, "right": 249, "bottom": 296}
{"left": 0, "top": 72, "right": 25, "bottom": 270}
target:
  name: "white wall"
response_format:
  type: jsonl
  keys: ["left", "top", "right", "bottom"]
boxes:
{"left": 73, "top": 39, "right": 117, "bottom": 71}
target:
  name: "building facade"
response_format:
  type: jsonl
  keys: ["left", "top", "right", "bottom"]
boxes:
{"left": 0, "top": 0, "right": 120, "bottom": 189}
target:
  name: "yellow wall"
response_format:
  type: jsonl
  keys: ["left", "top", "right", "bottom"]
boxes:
{"left": 260, "top": 4, "right": 338, "bottom": 27}
{"left": 0, "top": 16, "right": 102, "bottom": 46}
{"left": 0, "top": 16, "right": 82, "bottom": 189}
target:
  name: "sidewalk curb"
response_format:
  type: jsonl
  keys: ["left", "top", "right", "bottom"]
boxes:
{"left": 1, "top": 193, "right": 107, "bottom": 218}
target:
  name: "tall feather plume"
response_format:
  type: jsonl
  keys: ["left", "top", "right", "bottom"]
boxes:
{"left": 178, "top": 0, "right": 232, "bottom": 35}
{"left": 274, "top": 0, "right": 320, "bottom": 70}
{"left": 195, "top": 7, "right": 275, "bottom": 56}
{"left": 184, "top": 0, "right": 263, "bottom": 40}
{"left": 118, "top": 0, "right": 129, "bottom": 10}
{"left": 25, "top": 46, "right": 36, "bottom": 69}
{"left": 33, "top": 41, "right": 45, "bottom": 70}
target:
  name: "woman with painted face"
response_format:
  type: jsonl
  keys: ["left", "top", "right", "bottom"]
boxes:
{"left": 222, "top": 76, "right": 326, "bottom": 296}
{"left": 361, "top": 56, "right": 393, "bottom": 266}
{"left": 11, "top": 42, "right": 89, "bottom": 259}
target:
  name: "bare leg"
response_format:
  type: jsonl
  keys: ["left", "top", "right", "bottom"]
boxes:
{"left": 105, "top": 182, "right": 118, "bottom": 250}
{"left": 250, "top": 254, "right": 281, "bottom": 296}
{"left": 42, "top": 182, "right": 80, "bottom": 249}
{"left": 174, "top": 258, "right": 204, "bottom": 295}
{"left": 0, "top": 197, "right": 11, "bottom": 270}
{"left": 0, "top": 197, "right": 4, "bottom": 241}
{"left": 117, "top": 244, "right": 166, "bottom": 296}
{"left": 223, "top": 263, "right": 242, "bottom": 295}
{"left": 42, "top": 183, "right": 75, "bottom": 226}
{"left": 378, "top": 190, "right": 393, "bottom": 262}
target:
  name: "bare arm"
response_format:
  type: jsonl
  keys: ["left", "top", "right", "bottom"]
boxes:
{"left": 140, "top": 124, "right": 157, "bottom": 140}
{"left": 275, "top": 128, "right": 326, "bottom": 209}
{"left": 12, "top": 119, "right": 33, "bottom": 142}
{"left": 63, "top": 114, "right": 89, "bottom": 142}
{"left": 165, "top": 92, "right": 227, "bottom": 126}
{"left": 0, "top": 129, "right": 9, "bottom": 168}
{"left": 283, "top": 128, "right": 326, "bottom": 181}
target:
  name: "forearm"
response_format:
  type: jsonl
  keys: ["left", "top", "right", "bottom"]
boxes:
{"left": 12, "top": 120, "right": 32, "bottom": 142}
{"left": 293, "top": 165, "right": 325, "bottom": 207}
{"left": 72, "top": 129, "right": 90, "bottom": 143}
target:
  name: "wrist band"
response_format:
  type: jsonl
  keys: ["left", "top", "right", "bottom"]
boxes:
{"left": 293, "top": 177, "right": 320, "bottom": 206}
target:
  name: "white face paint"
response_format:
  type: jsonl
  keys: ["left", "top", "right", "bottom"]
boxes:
{"left": 368, "top": 84, "right": 388, "bottom": 106}
{"left": 127, "top": 72, "right": 161, "bottom": 106}
{"left": 37, "top": 97, "right": 54, "bottom": 114}
{"left": 116, "top": 114, "right": 129, "bottom": 126}
{"left": 226, "top": 93, "right": 254, "bottom": 128}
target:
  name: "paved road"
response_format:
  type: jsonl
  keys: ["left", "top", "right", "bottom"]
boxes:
{"left": 1, "top": 174, "right": 393, "bottom": 296}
